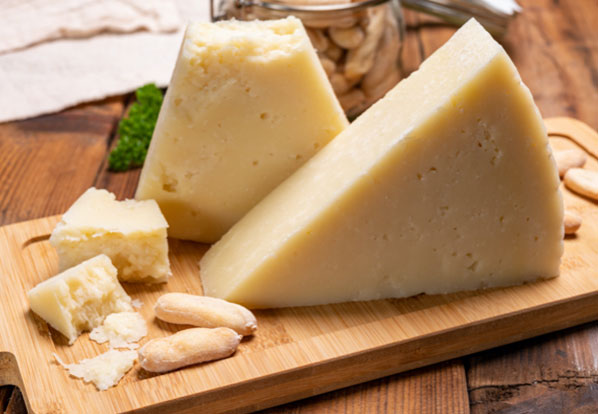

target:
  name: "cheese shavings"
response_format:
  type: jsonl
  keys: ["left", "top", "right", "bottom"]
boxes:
{"left": 90, "top": 312, "right": 147, "bottom": 350}
{"left": 54, "top": 349, "right": 137, "bottom": 391}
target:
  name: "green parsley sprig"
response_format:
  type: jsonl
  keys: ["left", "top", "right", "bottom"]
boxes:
{"left": 108, "top": 84, "right": 164, "bottom": 171}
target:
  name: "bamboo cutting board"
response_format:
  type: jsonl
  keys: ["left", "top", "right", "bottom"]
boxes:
{"left": 1, "top": 117, "right": 597, "bottom": 414}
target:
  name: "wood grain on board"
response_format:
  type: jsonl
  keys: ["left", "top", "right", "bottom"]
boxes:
{"left": 0, "top": 0, "right": 597, "bottom": 412}
{"left": 464, "top": 130, "right": 598, "bottom": 414}
{"left": 1, "top": 141, "right": 598, "bottom": 413}
{"left": 0, "top": 10, "right": 470, "bottom": 414}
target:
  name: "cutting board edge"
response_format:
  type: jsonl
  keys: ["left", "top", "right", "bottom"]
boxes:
{"left": 109, "top": 289, "right": 598, "bottom": 414}
{"left": 5, "top": 281, "right": 597, "bottom": 414}
{"left": 2, "top": 116, "right": 598, "bottom": 413}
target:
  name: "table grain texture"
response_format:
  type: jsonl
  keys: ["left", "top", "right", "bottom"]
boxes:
{"left": 1, "top": 0, "right": 597, "bottom": 412}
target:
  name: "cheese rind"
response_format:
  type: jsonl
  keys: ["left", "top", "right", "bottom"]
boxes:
{"left": 200, "top": 19, "right": 563, "bottom": 308}
{"left": 135, "top": 17, "right": 348, "bottom": 243}
{"left": 28, "top": 254, "right": 133, "bottom": 343}
{"left": 50, "top": 187, "right": 170, "bottom": 283}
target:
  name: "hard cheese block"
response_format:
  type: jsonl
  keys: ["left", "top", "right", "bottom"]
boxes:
{"left": 135, "top": 17, "right": 348, "bottom": 243}
{"left": 200, "top": 19, "right": 564, "bottom": 308}
{"left": 50, "top": 187, "right": 170, "bottom": 283}
{"left": 28, "top": 255, "right": 133, "bottom": 343}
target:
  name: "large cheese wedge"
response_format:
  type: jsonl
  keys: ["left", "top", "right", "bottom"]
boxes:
{"left": 135, "top": 17, "right": 348, "bottom": 243}
{"left": 199, "top": 19, "right": 563, "bottom": 309}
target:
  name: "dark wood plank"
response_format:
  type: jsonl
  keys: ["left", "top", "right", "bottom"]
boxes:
{"left": 0, "top": 386, "right": 12, "bottom": 412}
{"left": 402, "top": 10, "right": 456, "bottom": 74}
{"left": 0, "top": 96, "right": 126, "bottom": 226}
{"left": 93, "top": 163, "right": 141, "bottom": 200}
{"left": 4, "top": 388, "right": 26, "bottom": 414}
{"left": 468, "top": 323, "right": 598, "bottom": 414}
{"left": 502, "top": 0, "right": 598, "bottom": 131}
{"left": 93, "top": 97, "right": 143, "bottom": 200}
{"left": 259, "top": 360, "right": 469, "bottom": 414}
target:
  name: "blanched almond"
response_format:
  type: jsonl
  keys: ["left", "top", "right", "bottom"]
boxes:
{"left": 319, "top": 55, "right": 336, "bottom": 77}
{"left": 554, "top": 149, "right": 587, "bottom": 178}
{"left": 564, "top": 210, "right": 582, "bottom": 235}
{"left": 363, "top": 69, "right": 400, "bottom": 102}
{"left": 306, "top": 28, "right": 329, "bottom": 53}
{"left": 324, "top": 42, "right": 344, "bottom": 61}
{"left": 345, "top": 8, "right": 386, "bottom": 79}
{"left": 564, "top": 168, "right": 598, "bottom": 200}
{"left": 329, "top": 26, "right": 365, "bottom": 49}
{"left": 338, "top": 88, "right": 366, "bottom": 113}
{"left": 362, "top": 17, "right": 400, "bottom": 93}
{"left": 330, "top": 72, "right": 353, "bottom": 95}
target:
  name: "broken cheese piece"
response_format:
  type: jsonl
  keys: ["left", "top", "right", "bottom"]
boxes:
{"left": 200, "top": 19, "right": 564, "bottom": 308}
{"left": 54, "top": 349, "right": 137, "bottom": 391}
{"left": 50, "top": 187, "right": 170, "bottom": 283}
{"left": 28, "top": 255, "right": 133, "bottom": 344}
{"left": 135, "top": 17, "right": 348, "bottom": 243}
{"left": 90, "top": 312, "right": 147, "bottom": 349}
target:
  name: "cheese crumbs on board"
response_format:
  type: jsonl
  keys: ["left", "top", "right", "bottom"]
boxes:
{"left": 28, "top": 254, "right": 133, "bottom": 344}
{"left": 54, "top": 349, "right": 137, "bottom": 391}
{"left": 90, "top": 312, "right": 147, "bottom": 349}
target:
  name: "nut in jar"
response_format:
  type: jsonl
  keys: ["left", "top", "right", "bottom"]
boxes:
{"left": 212, "top": 0, "right": 405, "bottom": 118}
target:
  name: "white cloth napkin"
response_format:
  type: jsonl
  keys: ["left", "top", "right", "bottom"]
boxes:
{"left": 0, "top": 0, "right": 210, "bottom": 123}
{"left": 0, "top": 0, "right": 181, "bottom": 54}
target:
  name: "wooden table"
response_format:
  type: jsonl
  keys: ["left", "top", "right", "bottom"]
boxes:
{"left": 1, "top": 0, "right": 596, "bottom": 412}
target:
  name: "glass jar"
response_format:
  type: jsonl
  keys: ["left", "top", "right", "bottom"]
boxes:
{"left": 211, "top": 0, "right": 405, "bottom": 118}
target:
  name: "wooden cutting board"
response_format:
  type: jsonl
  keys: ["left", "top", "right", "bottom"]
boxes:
{"left": 1, "top": 117, "right": 597, "bottom": 414}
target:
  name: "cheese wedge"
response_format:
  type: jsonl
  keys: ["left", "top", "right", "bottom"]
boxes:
{"left": 50, "top": 187, "right": 170, "bottom": 283}
{"left": 28, "top": 255, "right": 133, "bottom": 343}
{"left": 200, "top": 19, "right": 564, "bottom": 308}
{"left": 135, "top": 17, "right": 348, "bottom": 243}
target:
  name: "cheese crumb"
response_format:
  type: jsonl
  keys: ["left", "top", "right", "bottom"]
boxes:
{"left": 28, "top": 254, "right": 133, "bottom": 344}
{"left": 54, "top": 349, "right": 137, "bottom": 391}
{"left": 90, "top": 312, "right": 147, "bottom": 350}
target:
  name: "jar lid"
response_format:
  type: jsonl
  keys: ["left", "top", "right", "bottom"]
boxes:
{"left": 213, "top": 0, "right": 518, "bottom": 36}
{"left": 401, "top": 0, "right": 519, "bottom": 36}
{"left": 224, "top": 0, "right": 391, "bottom": 13}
